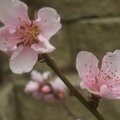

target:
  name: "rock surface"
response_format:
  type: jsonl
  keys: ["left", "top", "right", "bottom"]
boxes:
{"left": 0, "top": 84, "right": 17, "bottom": 120}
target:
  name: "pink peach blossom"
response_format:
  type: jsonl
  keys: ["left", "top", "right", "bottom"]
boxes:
{"left": 24, "top": 70, "right": 51, "bottom": 93}
{"left": 0, "top": 0, "right": 61, "bottom": 74}
{"left": 76, "top": 50, "right": 120, "bottom": 99}
{"left": 24, "top": 70, "right": 67, "bottom": 101}
{"left": 31, "top": 70, "right": 51, "bottom": 83}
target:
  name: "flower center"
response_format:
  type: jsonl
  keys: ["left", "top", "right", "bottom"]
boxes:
{"left": 26, "top": 26, "right": 40, "bottom": 39}
{"left": 17, "top": 21, "right": 40, "bottom": 46}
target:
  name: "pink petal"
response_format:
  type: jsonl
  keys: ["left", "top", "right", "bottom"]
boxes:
{"left": 24, "top": 81, "right": 39, "bottom": 93}
{"left": 31, "top": 35, "right": 55, "bottom": 53}
{"left": 99, "top": 78, "right": 120, "bottom": 99}
{"left": 31, "top": 70, "right": 44, "bottom": 82}
{"left": 76, "top": 51, "right": 100, "bottom": 92}
{"left": 37, "top": 7, "right": 61, "bottom": 39}
{"left": 43, "top": 71, "right": 51, "bottom": 80}
{"left": 0, "top": 0, "right": 30, "bottom": 26}
{"left": 105, "top": 80, "right": 120, "bottom": 99}
{"left": 76, "top": 51, "right": 99, "bottom": 78}
{"left": 100, "top": 50, "right": 120, "bottom": 84}
{"left": 9, "top": 46, "right": 38, "bottom": 74}
{"left": 100, "top": 84, "right": 117, "bottom": 99}
{"left": 80, "top": 79, "right": 99, "bottom": 95}
{"left": 0, "top": 27, "right": 17, "bottom": 52}
{"left": 51, "top": 77, "right": 67, "bottom": 92}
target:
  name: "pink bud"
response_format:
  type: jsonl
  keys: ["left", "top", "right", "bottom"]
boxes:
{"left": 41, "top": 85, "right": 51, "bottom": 93}
{"left": 58, "top": 91, "right": 65, "bottom": 99}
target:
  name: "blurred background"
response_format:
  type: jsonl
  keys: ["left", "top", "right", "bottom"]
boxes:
{"left": 1, "top": 0, "right": 120, "bottom": 120}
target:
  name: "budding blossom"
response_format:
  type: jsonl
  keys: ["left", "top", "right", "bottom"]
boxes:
{"left": 76, "top": 50, "right": 120, "bottom": 99}
{"left": 25, "top": 70, "right": 67, "bottom": 101}
{"left": 0, "top": 0, "right": 61, "bottom": 74}
{"left": 24, "top": 70, "right": 51, "bottom": 93}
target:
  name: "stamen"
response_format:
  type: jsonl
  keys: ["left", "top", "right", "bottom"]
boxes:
{"left": 16, "top": 21, "right": 40, "bottom": 46}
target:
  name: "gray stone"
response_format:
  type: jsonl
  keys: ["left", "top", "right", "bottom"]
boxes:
{"left": 0, "top": 84, "right": 17, "bottom": 120}
{"left": 68, "top": 17, "right": 120, "bottom": 67}
{"left": 51, "top": 24, "right": 71, "bottom": 69}
{"left": 23, "top": 0, "right": 120, "bottom": 21}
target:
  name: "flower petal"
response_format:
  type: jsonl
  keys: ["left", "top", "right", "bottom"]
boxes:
{"left": 100, "top": 85, "right": 114, "bottom": 99}
{"left": 0, "top": 27, "right": 20, "bottom": 52}
{"left": 0, "top": 0, "right": 30, "bottom": 26}
{"left": 43, "top": 71, "right": 51, "bottom": 80}
{"left": 100, "top": 79, "right": 120, "bottom": 99}
{"left": 80, "top": 78, "right": 100, "bottom": 95}
{"left": 50, "top": 77, "right": 67, "bottom": 92}
{"left": 100, "top": 50, "right": 120, "bottom": 84}
{"left": 31, "top": 35, "right": 55, "bottom": 53}
{"left": 100, "top": 84, "right": 118, "bottom": 99}
{"left": 24, "top": 81, "right": 39, "bottom": 93}
{"left": 31, "top": 70, "right": 44, "bottom": 82}
{"left": 76, "top": 51, "right": 99, "bottom": 79}
{"left": 37, "top": 7, "right": 61, "bottom": 39}
{"left": 76, "top": 51, "right": 99, "bottom": 92}
{"left": 9, "top": 46, "right": 38, "bottom": 74}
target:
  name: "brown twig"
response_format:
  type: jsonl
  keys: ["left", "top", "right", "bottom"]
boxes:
{"left": 41, "top": 54, "right": 105, "bottom": 120}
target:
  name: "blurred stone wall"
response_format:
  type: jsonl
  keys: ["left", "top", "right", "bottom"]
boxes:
{"left": 0, "top": 84, "right": 17, "bottom": 120}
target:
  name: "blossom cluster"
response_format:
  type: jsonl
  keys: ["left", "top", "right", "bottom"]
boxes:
{"left": 25, "top": 70, "right": 67, "bottom": 101}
